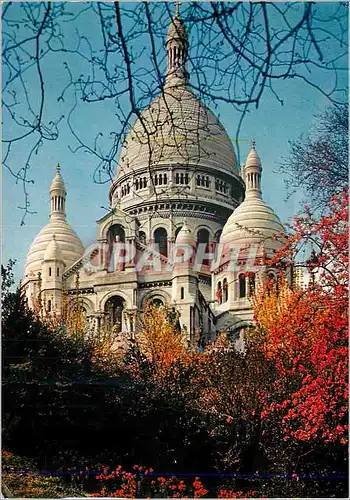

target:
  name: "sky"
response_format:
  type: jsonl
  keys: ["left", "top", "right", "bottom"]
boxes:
{"left": 2, "top": 1, "right": 348, "bottom": 285}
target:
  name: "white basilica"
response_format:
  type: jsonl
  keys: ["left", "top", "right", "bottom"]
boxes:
{"left": 23, "top": 12, "right": 285, "bottom": 344}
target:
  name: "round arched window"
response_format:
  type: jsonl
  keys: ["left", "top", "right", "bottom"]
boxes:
{"left": 154, "top": 227, "right": 168, "bottom": 257}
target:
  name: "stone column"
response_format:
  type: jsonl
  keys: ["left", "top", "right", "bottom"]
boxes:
{"left": 122, "top": 310, "right": 129, "bottom": 333}
{"left": 189, "top": 169, "right": 195, "bottom": 195}
{"left": 125, "top": 237, "right": 136, "bottom": 269}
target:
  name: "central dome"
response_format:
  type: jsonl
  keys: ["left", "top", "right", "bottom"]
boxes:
{"left": 116, "top": 85, "right": 239, "bottom": 179}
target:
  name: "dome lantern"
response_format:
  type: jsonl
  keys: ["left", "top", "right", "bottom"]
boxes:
{"left": 50, "top": 164, "right": 67, "bottom": 220}
{"left": 219, "top": 142, "right": 285, "bottom": 256}
{"left": 24, "top": 164, "right": 84, "bottom": 278}
{"left": 165, "top": 3, "right": 188, "bottom": 87}
{"left": 243, "top": 140, "right": 262, "bottom": 200}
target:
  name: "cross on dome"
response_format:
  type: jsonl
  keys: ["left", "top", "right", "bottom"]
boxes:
{"left": 175, "top": 0, "right": 181, "bottom": 19}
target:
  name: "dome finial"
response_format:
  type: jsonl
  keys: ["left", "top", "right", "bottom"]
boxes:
{"left": 175, "top": 0, "right": 181, "bottom": 19}
{"left": 251, "top": 139, "right": 256, "bottom": 149}
{"left": 56, "top": 163, "right": 61, "bottom": 173}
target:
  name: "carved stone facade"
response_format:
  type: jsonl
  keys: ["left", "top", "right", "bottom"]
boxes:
{"left": 22, "top": 13, "right": 285, "bottom": 345}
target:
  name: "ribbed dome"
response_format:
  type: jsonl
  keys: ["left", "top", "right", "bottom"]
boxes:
{"left": 116, "top": 86, "right": 239, "bottom": 178}
{"left": 176, "top": 220, "right": 196, "bottom": 246}
{"left": 43, "top": 234, "right": 63, "bottom": 262}
{"left": 220, "top": 197, "right": 285, "bottom": 251}
{"left": 24, "top": 219, "right": 84, "bottom": 277}
{"left": 219, "top": 140, "right": 285, "bottom": 255}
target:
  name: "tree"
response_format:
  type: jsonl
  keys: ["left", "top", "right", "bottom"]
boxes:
{"left": 2, "top": 265, "right": 126, "bottom": 469}
{"left": 130, "top": 303, "right": 190, "bottom": 382}
{"left": 2, "top": 2, "right": 347, "bottom": 223}
{"left": 279, "top": 103, "right": 348, "bottom": 211}
{"left": 254, "top": 189, "right": 348, "bottom": 443}
{"left": 2, "top": 269, "right": 214, "bottom": 478}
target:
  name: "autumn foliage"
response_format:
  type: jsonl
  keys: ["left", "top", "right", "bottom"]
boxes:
{"left": 254, "top": 189, "right": 348, "bottom": 444}
{"left": 2, "top": 190, "right": 348, "bottom": 498}
{"left": 129, "top": 303, "right": 192, "bottom": 382}
{"left": 90, "top": 465, "right": 208, "bottom": 498}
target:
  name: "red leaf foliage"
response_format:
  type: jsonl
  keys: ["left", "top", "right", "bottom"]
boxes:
{"left": 254, "top": 190, "right": 348, "bottom": 443}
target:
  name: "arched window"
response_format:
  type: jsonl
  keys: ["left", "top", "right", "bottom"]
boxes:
{"left": 223, "top": 278, "right": 228, "bottom": 302}
{"left": 57, "top": 267, "right": 60, "bottom": 277}
{"left": 135, "top": 179, "right": 139, "bottom": 190}
{"left": 152, "top": 297, "right": 164, "bottom": 308}
{"left": 139, "top": 231, "right": 146, "bottom": 244}
{"left": 201, "top": 175, "right": 205, "bottom": 186}
{"left": 181, "top": 287, "right": 185, "bottom": 300}
{"left": 107, "top": 224, "right": 126, "bottom": 272}
{"left": 216, "top": 281, "right": 222, "bottom": 305}
{"left": 206, "top": 176, "right": 210, "bottom": 188}
{"left": 185, "top": 173, "right": 189, "bottom": 184}
{"left": 107, "top": 224, "right": 125, "bottom": 244}
{"left": 159, "top": 174, "right": 163, "bottom": 185}
{"left": 175, "top": 173, "right": 180, "bottom": 184}
{"left": 154, "top": 227, "right": 168, "bottom": 257}
{"left": 197, "top": 228, "right": 210, "bottom": 245}
{"left": 239, "top": 274, "right": 246, "bottom": 298}
{"left": 215, "top": 179, "right": 219, "bottom": 191}
{"left": 197, "top": 228, "right": 210, "bottom": 266}
{"left": 163, "top": 173, "right": 167, "bottom": 184}
{"left": 196, "top": 175, "right": 201, "bottom": 186}
{"left": 105, "top": 295, "right": 125, "bottom": 333}
{"left": 127, "top": 183, "right": 130, "bottom": 194}
{"left": 143, "top": 177, "right": 147, "bottom": 188}
{"left": 154, "top": 174, "right": 158, "bottom": 186}
{"left": 248, "top": 274, "right": 255, "bottom": 296}
{"left": 180, "top": 173, "right": 184, "bottom": 184}
{"left": 49, "top": 267, "right": 52, "bottom": 277}
{"left": 47, "top": 299, "right": 52, "bottom": 312}
{"left": 214, "top": 229, "right": 222, "bottom": 243}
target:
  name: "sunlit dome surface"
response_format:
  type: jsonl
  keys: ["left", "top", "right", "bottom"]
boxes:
{"left": 116, "top": 85, "right": 239, "bottom": 179}
{"left": 24, "top": 220, "right": 84, "bottom": 277}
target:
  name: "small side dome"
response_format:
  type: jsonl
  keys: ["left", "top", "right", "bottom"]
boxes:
{"left": 220, "top": 141, "right": 285, "bottom": 256}
{"left": 176, "top": 220, "right": 196, "bottom": 247}
{"left": 24, "top": 164, "right": 84, "bottom": 278}
{"left": 43, "top": 234, "right": 63, "bottom": 262}
{"left": 24, "top": 220, "right": 84, "bottom": 277}
{"left": 219, "top": 198, "right": 285, "bottom": 251}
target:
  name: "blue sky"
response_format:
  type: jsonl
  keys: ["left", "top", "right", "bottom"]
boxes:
{"left": 2, "top": 2, "right": 348, "bottom": 285}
